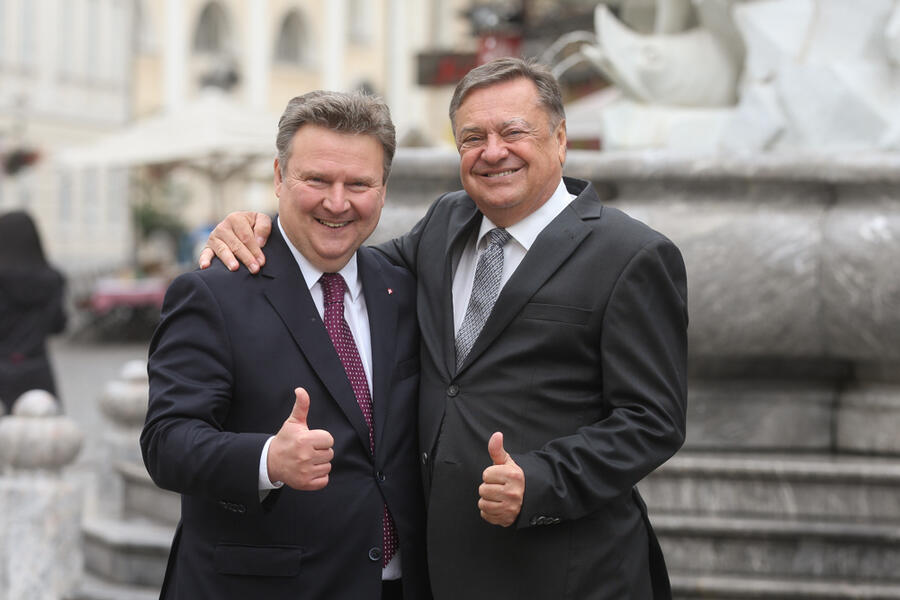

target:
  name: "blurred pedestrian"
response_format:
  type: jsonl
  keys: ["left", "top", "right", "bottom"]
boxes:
{"left": 0, "top": 210, "right": 67, "bottom": 413}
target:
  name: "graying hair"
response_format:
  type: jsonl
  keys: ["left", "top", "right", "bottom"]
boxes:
{"left": 276, "top": 90, "right": 396, "bottom": 183}
{"left": 449, "top": 57, "right": 566, "bottom": 134}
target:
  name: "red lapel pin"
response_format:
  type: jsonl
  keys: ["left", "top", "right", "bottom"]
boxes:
{"left": 387, "top": 288, "right": 393, "bottom": 295}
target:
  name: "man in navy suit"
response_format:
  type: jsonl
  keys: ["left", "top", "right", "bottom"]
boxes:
{"left": 141, "top": 91, "right": 430, "bottom": 600}
{"left": 202, "top": 58, "right": 688, "bottom": 599}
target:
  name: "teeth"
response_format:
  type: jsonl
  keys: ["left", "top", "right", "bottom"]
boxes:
{"left": 485, "top": 170, "right": 517, "bottom": 178}
{"left": 317, "top": 219, "right": 347, "bottom": 228}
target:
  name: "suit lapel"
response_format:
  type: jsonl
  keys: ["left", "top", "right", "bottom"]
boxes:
{"left": 440, "top": 201, "right": 482, "bottom": 377}
{"left": 358, "top": 247, "right": 396, "bottom": 453}
{"left": 455, "top": 180, "right": 600, "bottom": 373}
{"left": 260, "top": 226, "right": 372, "bottom": 453}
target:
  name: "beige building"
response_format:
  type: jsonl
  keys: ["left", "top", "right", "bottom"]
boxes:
{"left": 0, "top": 0, "right": 474, "bottom": 273}
{"left": 134, "top": 0, "right": 472, "bottom": 139}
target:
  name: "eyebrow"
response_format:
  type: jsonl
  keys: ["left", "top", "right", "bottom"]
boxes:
{"left": 457, "top": 125, "right": 483, "bottom": 137}
{"left": 500, "top": 118, "right": 532, "bottom": 129}
{"left": 458, "top": 118, "right": 533, "bottom": 137}
{"left": 299, "top": 170, "right": 380, "bottom": 185}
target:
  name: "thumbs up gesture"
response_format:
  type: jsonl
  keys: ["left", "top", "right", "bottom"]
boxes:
{"left": 477, "top": 431, "right": 525, "bottom": 527}
{"left": 267, "top": 387, "right": 335, "bottom": 490}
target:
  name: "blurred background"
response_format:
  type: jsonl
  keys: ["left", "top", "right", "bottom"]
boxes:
{"left": 2, "top": 0, "right": 900, "bottom": 598}
{"left": 0, "top": 0, "right": 614, "bottom": 339}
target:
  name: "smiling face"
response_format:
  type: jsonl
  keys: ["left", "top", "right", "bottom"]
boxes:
{"left": 274, "top": 124, "right": 386, "bottom": 272}
{"left": 453, "top": 77, "right": 567, "bottom": 227}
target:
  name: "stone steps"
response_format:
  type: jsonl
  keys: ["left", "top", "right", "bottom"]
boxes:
{"left": 646, "top": 451, "right": 900, "bottom": 595}
{"left": 82, "top": 516, "right": 173, "bottom": 588}
{"left": 655, "top": 513, "right": 900, "bottom": 583}
{"left": 642, "top": 451, "right": 900, "bottom": 522}
{"left": 118, "top": 460, "right": 180, "bottom": 526}
{"left": 671, "top": 573, "right": 900, "bottom": 600}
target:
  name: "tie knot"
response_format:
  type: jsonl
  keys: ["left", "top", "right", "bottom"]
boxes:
{"left": 320, "top": 273, "right": 347, "bottom": 305}
{"left": 487, "top": 228, "right": 511, "bottom": 248}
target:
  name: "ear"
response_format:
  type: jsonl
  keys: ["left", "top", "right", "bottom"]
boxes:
{"left": 273, "top": 158, "right": 283, "bottom": 197}
{"left": 556, "top": 119, "right": 567, "bottom": 166}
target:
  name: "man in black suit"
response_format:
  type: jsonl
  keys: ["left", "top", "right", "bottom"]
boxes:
{"left": 142, "top": 91, "right": 430, "bottom": 600}
{"left": 202, "top": 58, "right": 688, "bottom": 599}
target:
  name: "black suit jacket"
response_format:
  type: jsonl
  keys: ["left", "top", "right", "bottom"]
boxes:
{"left": 379, "top": 177, "right": 688, "bottom": 600}
{"left": 141, "top": 225, "right": 431, "bottom": 600}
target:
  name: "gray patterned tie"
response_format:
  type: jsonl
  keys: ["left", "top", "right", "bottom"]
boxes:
{"left": 455, "top": 228, "right": 512, "bottom": 369}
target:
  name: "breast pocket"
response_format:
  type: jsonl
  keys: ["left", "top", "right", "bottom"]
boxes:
{"left": 521, "top": 302, "right": 591, "bottom": 325}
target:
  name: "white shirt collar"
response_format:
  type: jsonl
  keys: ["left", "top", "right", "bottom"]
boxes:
{"left": 276, "top": 217, "right": 362, "bottom": 301}
{"left": 475, "top": 179, "right": 575, "bottom": 251}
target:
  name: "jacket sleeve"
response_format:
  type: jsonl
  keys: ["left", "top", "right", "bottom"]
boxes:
{"left": 514, "top": 237, "right": 689, "bottom": 527}
{"left": 140, "top": 271, "right": 270, "bottom": 511}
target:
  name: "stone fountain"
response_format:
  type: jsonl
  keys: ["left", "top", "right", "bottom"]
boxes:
{"left": 377, "top": 2, "right": 900, "bottom": 595}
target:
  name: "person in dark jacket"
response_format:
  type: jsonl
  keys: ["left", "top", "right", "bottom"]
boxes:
{"left": 0, "top": 210, "right": 67, "bottom": 413}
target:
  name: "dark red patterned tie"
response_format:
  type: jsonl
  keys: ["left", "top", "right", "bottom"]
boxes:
{"left": 320, "top": 273, "right": 398, "bottom": 567}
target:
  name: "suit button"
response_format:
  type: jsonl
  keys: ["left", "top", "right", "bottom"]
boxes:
{"left": 376, "top": 471, "right": 386, "bottom": 481}
{"left": 421, "top": 452, "right": 428, "bottom": 465}
{"left": 447, "top": 384, "right": 459, "bottom": 397}
{"left": 368, "top": 547, "right": 382, "bottom": 562}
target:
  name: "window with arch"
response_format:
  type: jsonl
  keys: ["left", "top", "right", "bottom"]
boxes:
{"left": 193, "top": 2, "right": 230, "bottom": 54}
{"left": 274, "top": 10, "right": 306, "bottom": 66}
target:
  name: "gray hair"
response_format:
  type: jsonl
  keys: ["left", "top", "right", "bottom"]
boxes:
{"left": 276, "top": 90, "right": 396, "bottom": 183}
{"left": 449, "top": 57, "right": 566, "bottom": 133}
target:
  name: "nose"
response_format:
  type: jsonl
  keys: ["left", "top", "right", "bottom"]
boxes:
{"left": 322, "top": 183, "right": 350, "bottom": 212}
{"left": 481, "top": 133, "right": 509, "bottom": 163}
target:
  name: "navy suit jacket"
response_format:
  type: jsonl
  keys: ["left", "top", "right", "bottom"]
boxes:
{"left": 142, "top": 225, "right": 430, "bottom": 599}
{"left": 379, "top": 177, "right": 688, "bottom": 600}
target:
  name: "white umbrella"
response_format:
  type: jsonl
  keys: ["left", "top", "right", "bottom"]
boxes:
{"left": 57, "top": 88, "right": 281, "bottom": 219}
{"left": 58, "top": 88, "right": 279, "bottom": 171}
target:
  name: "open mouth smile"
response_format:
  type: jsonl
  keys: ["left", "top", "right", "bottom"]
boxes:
{"left": 481, "top": 168, "right": 521, "bottom": 178}
{"left": 316, "top": 218, "right": 350, "bottom": 229}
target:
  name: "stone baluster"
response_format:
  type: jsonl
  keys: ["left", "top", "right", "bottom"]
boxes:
{"left": 0, "top": 390, "right": 85, "bottom": 600}
{"left": 95, "top": 359, "right": 150, "bottom": 518}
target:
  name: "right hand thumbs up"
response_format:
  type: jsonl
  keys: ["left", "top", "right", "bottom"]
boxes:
{"left": 267, "top": 387, "right": 334, "bottom": 490}
{"left": 289, "top": 387, "right": 311, "bottom": 429}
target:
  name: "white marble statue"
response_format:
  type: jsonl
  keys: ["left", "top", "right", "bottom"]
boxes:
{"left": 558, "top": 0, "right": 900, "bottom": 153}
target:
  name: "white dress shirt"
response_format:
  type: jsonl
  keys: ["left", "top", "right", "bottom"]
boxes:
{"left": 259, "top": 218, "right": 401, "bottom": 578}
{"left": 452, "top": 179, "right": 576, "bottom": 333}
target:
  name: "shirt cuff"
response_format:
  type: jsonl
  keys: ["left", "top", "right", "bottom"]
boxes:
{"left": 259, "top": 436, "right": 284, "bottom": 491}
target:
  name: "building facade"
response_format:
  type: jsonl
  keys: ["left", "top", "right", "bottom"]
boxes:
{"left": 0, "top": 0, "right": 474, "bottom": 273}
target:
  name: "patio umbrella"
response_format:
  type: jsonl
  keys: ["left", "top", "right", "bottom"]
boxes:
{"left": 57, "top": 88, "right": 281, "bottom": 219}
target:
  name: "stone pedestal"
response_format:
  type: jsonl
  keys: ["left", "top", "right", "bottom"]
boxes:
{"left": 0, "top": 478, "right": 83, "bottom": 600}
{"left": 0, "top": 390, "right": 84, "bottom": 600}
